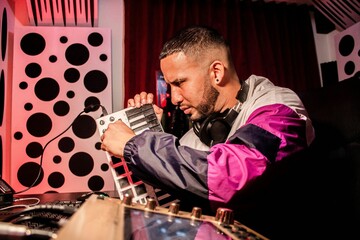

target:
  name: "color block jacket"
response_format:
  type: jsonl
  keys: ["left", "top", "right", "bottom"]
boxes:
{"left": 123, "top": 75, "right": 315, "bottom": 211}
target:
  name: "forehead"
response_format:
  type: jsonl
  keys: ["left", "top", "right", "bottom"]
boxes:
{"left": 160, "top": 52, "right": 199, "bottom": 82}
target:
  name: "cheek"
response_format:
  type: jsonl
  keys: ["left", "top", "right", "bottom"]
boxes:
{"left": 186, "top": 88, "right": 204, "bottom": 105}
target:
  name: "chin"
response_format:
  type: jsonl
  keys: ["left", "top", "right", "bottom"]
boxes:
{"left": 189, "top": 113, "right": 202, "bottom": 122}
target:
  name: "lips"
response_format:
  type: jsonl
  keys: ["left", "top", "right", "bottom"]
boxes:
{"left": 180, "top": 106, "right": 191, "bottom": 115}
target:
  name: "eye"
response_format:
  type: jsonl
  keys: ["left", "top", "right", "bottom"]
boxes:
{"left": 173, "top": 82, "right": 181, "bottom": 87}
{"left": 172, "top": 79, "right": 185, "bottom": 87}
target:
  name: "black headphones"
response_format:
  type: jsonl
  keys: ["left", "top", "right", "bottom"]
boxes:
{"left": 193, "top": 81, "right": 249, "bottom": 147}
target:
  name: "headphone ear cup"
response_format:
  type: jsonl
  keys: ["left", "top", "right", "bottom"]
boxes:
{"left": 197, "top": 116, "right": 215, "bottom": 147}
{"left": 198, "top": 116, "right": 231, "bottom": 147}
{"left": 204, "top": 118, "right": 231, "bottom": 146}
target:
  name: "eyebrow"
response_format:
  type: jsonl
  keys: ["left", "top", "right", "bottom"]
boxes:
{"left": 168, "top": 78, "right": 186, "bottom": 85}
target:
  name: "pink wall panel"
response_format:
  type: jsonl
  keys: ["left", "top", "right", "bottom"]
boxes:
{"left": 335, "top": 22, "right": 360, "bottom": 81}
{"left": 0, "top": 0, "right": 15, "bottom": 182}
{"left": 10, "top": 26, "right": 113, "bottom": 194}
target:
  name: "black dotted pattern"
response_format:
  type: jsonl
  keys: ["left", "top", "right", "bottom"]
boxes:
{"left": 1, "top": 5, "right": 9, "bottom": 178}
{"left": 335, "top": 24, "right": 360, "bottom": 80}
{"left": 9, "top": 27, "right": 113, "bottom": 193}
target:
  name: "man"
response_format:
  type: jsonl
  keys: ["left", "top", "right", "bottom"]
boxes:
{"left": 101, "top": 26, "right": 314, "bottom": 214}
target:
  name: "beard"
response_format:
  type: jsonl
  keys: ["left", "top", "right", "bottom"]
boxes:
{"left": 190, "top": 83, "right": 219, "bottom": 122}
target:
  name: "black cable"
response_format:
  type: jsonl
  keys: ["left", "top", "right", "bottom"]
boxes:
{"left": 3, "top": 204, "right": 77, "bottom": 222}
{"left": 0, "top": 222, "right": 56, "bottom": 240}
{"left": 8, "top": 215, "right": 64, "bottom": 228}
{"left": 14, "top": 104, "right": 108, "bottom": 195}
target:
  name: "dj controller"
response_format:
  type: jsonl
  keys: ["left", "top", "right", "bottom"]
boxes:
{"left": 55, "top": 194, "right": 269, "bottom": 240}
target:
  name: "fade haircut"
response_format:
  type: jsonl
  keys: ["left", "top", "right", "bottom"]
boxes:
{"left": 159, "top": 26, "right": 231, "bottom": 62}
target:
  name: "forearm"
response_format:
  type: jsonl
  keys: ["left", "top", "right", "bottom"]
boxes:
{"left": 124, "top": 131, "right": 210, "bottom": 199}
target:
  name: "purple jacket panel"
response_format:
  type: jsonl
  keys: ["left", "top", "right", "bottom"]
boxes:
{"left": 207, "top": 104, "right": 308, "bottom": 204}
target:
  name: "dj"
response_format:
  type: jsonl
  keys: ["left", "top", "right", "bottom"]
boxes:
{"left": 100, "top": 26, "right": 315, "bottom": 214}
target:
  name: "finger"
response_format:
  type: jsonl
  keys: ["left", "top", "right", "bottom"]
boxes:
{"left": 100, "top": 142, "right": 106, "bottom": 151}
{"left": 100, "top": 130, "right": 106, "bottom": 141}
{"left": 133, "top": 94, "right": 141, "bottom": 107}
{"left": 127, "top": 98, "right": 135, "bottom": 107}
{"left": 139, "top": 92, "right": 148, "bottom": 105}
{"left": 146, "top": 93, "right": 154, "bottom": 104}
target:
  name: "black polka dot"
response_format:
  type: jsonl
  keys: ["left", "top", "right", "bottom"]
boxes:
{"left": 53, "top": 100, "right": 70, "bottom": 116}
{"left": 338, "top": 35, "right": 354, "bottom": 57}
{"left": 64, "top": 68, "right": 80, "bottom": 83}
{"left": 25, "top": 62, "right": 42, "bottom": 78}
{"left": 58, "top": 137, "right": 75, "bottom": 153}
{"left": 60, "top": 36, "right": 68, "bottom": 44}
{"left": 95, "top": 142, "right": 101, "bottom": 150}
{"left": 0, "top": 71, "right": 4, "bottom": 126}
{"left": 69, "top": 152, "right": 94, "bottom": 176}
{"left": 72, "top": 115, "right": 96, "bottom": 139}
{"left": 19, "top": 81, "right": 28, "bottom": 90}
{"left": 65, "top": 43, "right": 89, "bottom": 66}
{"left": 1, "top": 9, "right": 8, "bottom": 61}
{"left": 48, "top": 172, "right": 65, "bottom": 188}
{"left": 17, "top": 162, "right": 43, "bottom": 187}
{"left": 100, "top": 54, "right": 107, "bottom": 61}
{"left": 14, "top": 132, "right": 23, "bottom": 140}
{"left": 34, "top": 77, "right": 60, "bottom": 101}
{"left": 84, "top": 70, "right": 108, "bottom": 93}
{"left": 20, "top": 32, "right": 46, "bottom": 56}
{"left": 24, "top": 103, "right": 33, "bottom": 111}
{"left": 88, "top": 175, "right": 104, "bottom": 191}
{"left": 26, "top": 142, "right": 43, "bottom": 158}
{"left": 27, "top": 112, "right": 52, "bottom": 137}
{"left": 84, "top": 96, "right": 100, "bottom": 110}
{"left": 53, "top": 155, "right": 61, "bottom": 164}
{"left": 344, "top": 61, "right": 355, "bottom": 75}
{"left": 49, "top": 55, "right": 57, "bottom": 63}
{"left": 88, "top": 32, "right": 103, "bottom": 47}
{"left": 67, "top": 91, "right": 75, "bottom": 98}
{"left": 101, "top": 163, "right": 109, "bottom": 171}
{"left": 44, "top": 190, "right": 59, "bottom": 193}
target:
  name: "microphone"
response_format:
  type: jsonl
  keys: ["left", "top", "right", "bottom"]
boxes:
{"left": 84, "top": 104, "right": 99, "bottom": 113}
{"left": 0, "top": 222, "right": 56, "bottom": 239}
{"left": 84, "top": 104, "right": 108, "bottom": 116}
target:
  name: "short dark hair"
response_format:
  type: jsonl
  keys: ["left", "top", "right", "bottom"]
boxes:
{"left": 159, "top": 26, "right": 229, "bottom": 60}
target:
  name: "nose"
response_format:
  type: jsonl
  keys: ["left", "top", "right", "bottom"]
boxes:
{"left": 171, "top": 87, "right": 183, "bottom": 105}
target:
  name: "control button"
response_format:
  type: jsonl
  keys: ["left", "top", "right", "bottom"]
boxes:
{"left": 190, "top": 207, "right": 202, "bottom": 219}
{"left": 122, "top": 193, "right": 133, "bottom": 205}
{"left": 168, "top": 202, "right": 180, "bottom": 214}
{"left": 215, "top": 208, "right": 234, "bottom": 225}
{"left": 145, "top": 197, "right": 157, "bottom": 210}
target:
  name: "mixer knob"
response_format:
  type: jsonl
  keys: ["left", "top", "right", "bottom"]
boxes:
{"left": 215, "top": 208, "right": 234, "bottom": 225}
{"left": 145, "top": 197, "right": 157, "bottom": 210}
{"left": 168, "top": 202, "right": 180, "bottom": 214}
{"left": 190, "top": 207, "right": 202, "bottom": 219}
{"left": 122, "top": 193, "right": 133, "bottom": 206}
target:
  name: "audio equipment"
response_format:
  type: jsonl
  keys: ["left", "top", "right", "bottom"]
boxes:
{"left": 193, "top": 81, "right": 249, "bottom": 147}
{"left": 54, "top": 194, "right": 269, "bottom": 240}
{"left": 0, "top": 178, "right": 14, "bottom": 206}
{"left": 96, "top": 104, "right": 164, "bottom": 204}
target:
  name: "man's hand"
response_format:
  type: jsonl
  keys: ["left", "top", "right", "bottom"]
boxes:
{"left": 127, "top": 91, "right": 163, "bottom": 122}
{"left": 100, "top": 120, "right": 135, "bottom": 158}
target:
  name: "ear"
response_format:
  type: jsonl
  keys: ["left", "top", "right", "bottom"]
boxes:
{"left": 210, "top": 60, "right": 225, "bottom": 86}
